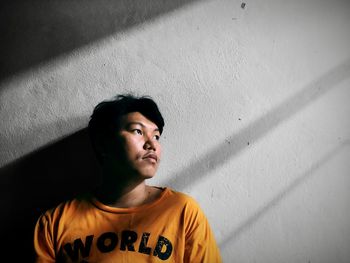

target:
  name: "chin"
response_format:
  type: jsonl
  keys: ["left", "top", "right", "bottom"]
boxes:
{"left": 142, "top": 175, "right": 155, "bottom": 180}
{"left": 139, "top": 169, "right": 157, "bottom": 179}
{"left": 140, "top": 172, "right": 156, "bottom": 180}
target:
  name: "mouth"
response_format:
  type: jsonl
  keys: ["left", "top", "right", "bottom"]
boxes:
{"left": 142, "top": 153, "right": 158, "bottom": 163}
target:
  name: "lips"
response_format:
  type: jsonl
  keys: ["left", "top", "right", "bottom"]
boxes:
{"left": 142, "top": 153, "right": 158, "bottom": 162}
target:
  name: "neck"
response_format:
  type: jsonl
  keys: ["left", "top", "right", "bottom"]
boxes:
{"left": 93, "top": 165, "right": 153, "bottom": 208}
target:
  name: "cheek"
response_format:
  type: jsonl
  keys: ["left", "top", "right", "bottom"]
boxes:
{"left": 157, "top": 144, "right": 162, "bottom": 159}
{"left": 123, "top": 137, "right": 143, "bottom": 157}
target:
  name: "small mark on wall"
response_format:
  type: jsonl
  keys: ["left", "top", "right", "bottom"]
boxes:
{"left": 247, "top": 142, "right": 250, "bottom": 145}
{"left": 241, "top": 2, "right": 246, "bottom": 9}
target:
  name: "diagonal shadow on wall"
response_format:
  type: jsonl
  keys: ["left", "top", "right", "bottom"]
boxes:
{"left": 0, "top": 0, "right": 199, "bottom": 82}
{"left": 165, "top": 59, "right": 350, "bottom": 191}
{"left": 0, "top": 126, "right": 100, "bottom": 261}
{"left": 219, "top": 140, "right": 350, "bottom": 250}
{"left": 0, "top": 62, "right": 348, "bottom": 261}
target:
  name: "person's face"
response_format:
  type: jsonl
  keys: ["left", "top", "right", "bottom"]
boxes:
{"left": 115, "top": 112, "right": 162, "bottom": 179}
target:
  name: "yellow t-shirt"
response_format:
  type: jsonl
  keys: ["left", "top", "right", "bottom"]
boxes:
{"left": 34, "top": 187, "right": 222, "bottom": 262}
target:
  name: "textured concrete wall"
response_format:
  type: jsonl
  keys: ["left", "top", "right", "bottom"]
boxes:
{"left": 1, "top": 0, "right": 350, "bottom": 262}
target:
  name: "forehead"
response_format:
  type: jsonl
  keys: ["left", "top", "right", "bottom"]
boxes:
{"left": 121, "top": 112, "right": 159, "bottom": 130}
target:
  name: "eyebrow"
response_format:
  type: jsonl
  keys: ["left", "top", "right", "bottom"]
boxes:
{"left": 126, "top": 122, "right": 160, "bottom": 132}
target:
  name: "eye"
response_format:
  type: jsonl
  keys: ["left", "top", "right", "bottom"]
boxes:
{"left": 154, "top": 135, "right": 160, "bottom": 141}
{"left": 133, "top": 129, "right": 143, "bottom": 135}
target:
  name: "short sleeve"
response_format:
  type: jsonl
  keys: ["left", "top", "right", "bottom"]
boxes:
{"left": 33, "top": 213, "right": 56, "bottom": 263}
{"left": 183, "top": 199, "right": 222, "bottom": 263}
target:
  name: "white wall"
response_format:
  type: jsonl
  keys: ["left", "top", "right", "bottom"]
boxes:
{"left": 1, "top": 0, "right": 350, "bottom": 262}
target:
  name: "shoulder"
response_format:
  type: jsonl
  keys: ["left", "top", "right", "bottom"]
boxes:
{"left": 162, "top": 187, "right": 197, "bottom": 204}
{"left": 164, "top": 188, "right": 198, "bottom": 205}
{"left": 37, "top": 195, "right": 92, "bottom": 224}
{"left": 162, "top": 188, "right": 205, "bottom": 217}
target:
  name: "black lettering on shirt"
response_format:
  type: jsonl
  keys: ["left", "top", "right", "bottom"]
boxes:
{"left": 138, "top": 232, "right": 152, "bottom": 255}
{"left": 59, "top": 230, "right": 173, "bottom": 261}
{"left": 97, "top": 232, "right": 118, "bottom": 253}
{"left": 63, "top": 235, "right": 94, "bottom": 261}
{"left": 153, "top": 235, "right": 173, "bottom": 260}
{"left": 120, "top": 230, "right": 137, "bottom": 251}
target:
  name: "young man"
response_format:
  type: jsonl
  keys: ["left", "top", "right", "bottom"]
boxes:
{"left": 34, "top": 94, "right": 222, "bottom": 262}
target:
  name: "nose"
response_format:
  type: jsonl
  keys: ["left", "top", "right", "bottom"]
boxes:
{"left": 143, "top": 135, "right": 156, "bottom": 151}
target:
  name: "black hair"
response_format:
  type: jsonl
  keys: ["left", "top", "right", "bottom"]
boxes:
{"left": 88, "top": 94, "right": 164, "bottom": 163}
